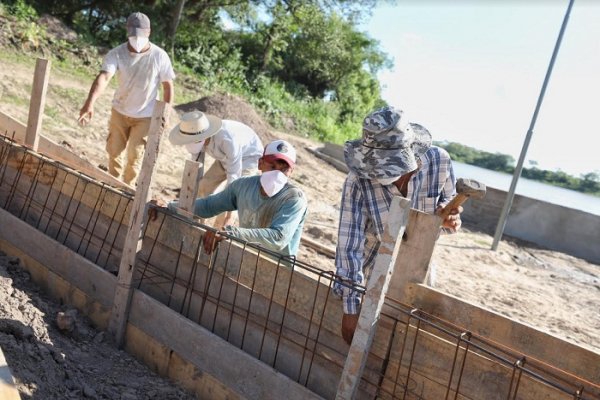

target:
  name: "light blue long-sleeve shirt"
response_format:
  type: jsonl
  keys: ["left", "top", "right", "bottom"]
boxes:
{"left": 169, "top": 176, "right": 307, "bottom": 256}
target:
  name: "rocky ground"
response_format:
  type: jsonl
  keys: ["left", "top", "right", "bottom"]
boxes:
{"left": 0, "top": 251, "right": 196, "bottom": 399}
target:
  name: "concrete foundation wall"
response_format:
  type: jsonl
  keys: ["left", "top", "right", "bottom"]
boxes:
{"left": 462, "top": 187, "right": 600, "bottom": 264}
{"left": 319, "top": 143, "right": 600, "bottom": 264}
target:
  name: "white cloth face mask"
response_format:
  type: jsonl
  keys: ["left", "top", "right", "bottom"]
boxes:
{"left": 128, "top": 36, "right": 149, "bottom": 53}
{"left": 184, "top": 140, "right": 205, "bottom": 154}
{"left": 377, "top": 176, "right": 400, "bottom": 186}
{"left": 260, "top": 170, "right": 288, "bottom": 197}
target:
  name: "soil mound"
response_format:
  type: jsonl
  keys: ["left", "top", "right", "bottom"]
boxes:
{"left": 175, "top": 93, "right": 275, "bottom": 143}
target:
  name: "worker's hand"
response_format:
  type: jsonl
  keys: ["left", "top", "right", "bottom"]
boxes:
{"left": 78, "top": 103, "right": 94, "bottom": 126}
{"left": 437, "top": 205, "right": 463, "bottom": 232}
{"left": 203, "top": 230, "right": 225, "bottom": 254}
{"left": 147, "top": 199, "right": 166, "bottom": 222}
{"left": 341, "top": 313, "right": 359, "bottom": 345}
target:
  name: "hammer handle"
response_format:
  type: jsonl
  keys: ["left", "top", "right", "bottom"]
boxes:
{"left": 438, "top": 193, "right": 469, "bottom": 220}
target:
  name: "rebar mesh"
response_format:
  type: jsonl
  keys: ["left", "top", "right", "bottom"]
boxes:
{"left": 135, "top": 206, "right": 364, "bottom": 396}
{"left": 362, "top": 298, "right": 600, "bottom": 400}
{"left": 0, "top": 135, "right": 132, "bottom": 272}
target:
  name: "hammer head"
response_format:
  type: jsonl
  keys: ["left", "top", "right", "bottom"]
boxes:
{"left": 456, "top": 178, "right": 486, "bottom": 199}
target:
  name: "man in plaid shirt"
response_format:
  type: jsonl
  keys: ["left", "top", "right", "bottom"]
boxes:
{"left": 333, "top": 106, "right": 463, "bottom": 344}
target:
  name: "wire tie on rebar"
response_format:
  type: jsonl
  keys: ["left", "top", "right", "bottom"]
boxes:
{"left": 514, "top": 356, "right": 526, "bottom": 368}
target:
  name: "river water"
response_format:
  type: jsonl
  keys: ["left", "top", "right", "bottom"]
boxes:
{"left": 452, "top": 162, "right": 600, "bottom": 216}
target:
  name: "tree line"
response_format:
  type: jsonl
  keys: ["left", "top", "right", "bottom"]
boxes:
{"left": 438, "top": 142, "right": 600, "bottom": 196}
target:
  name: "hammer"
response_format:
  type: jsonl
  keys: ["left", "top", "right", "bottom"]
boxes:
{"left": 438, "top": 178, "right": 486, "bottom": 220}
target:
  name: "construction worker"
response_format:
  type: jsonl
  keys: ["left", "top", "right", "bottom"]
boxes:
{"left": 333, "top": 106, "right": 462, "bottom": 345}
{"left": 78, "top": 12, "right": 175, "bottom": 185}
{"left": 152, "top": 140, "right": 307, "bottom": 258}
{"left": 169, "top": 110, "right": 264, "bottom": 227}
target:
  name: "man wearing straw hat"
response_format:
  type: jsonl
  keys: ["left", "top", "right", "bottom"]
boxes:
{"left": 169, "top": 110, "right": 264, "bottom": 227}
{"left": 156, "top": 138, "right": 307, "bottom": 257}
{"left": 78, "top": 12, "right": 175, "bottom": 185}
{"left": 333, "top": 106, "right": 463, "bottom": 344}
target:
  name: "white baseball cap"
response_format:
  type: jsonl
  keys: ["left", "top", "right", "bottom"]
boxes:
{"left": 263, "top": 140, "right": 296, "bottom": 168}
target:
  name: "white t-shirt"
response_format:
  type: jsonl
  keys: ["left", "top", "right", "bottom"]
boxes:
{"left": 201, "top": 120, "right": 264, "bottom": 184}
{"left": 102, "top": 43, "right": 175, "bottom": 118}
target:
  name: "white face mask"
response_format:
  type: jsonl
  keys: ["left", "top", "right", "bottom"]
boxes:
{"left": 128, "top": 36, "right": 149, "bottom": 53}
{"left": 184, "top": 140, "right": 205, "bottom": 154}
{"left": 260, "top": 170, "right": 288, "bottom": 197}
{"left": 377, "top": 176, "right": 400, "bottom": 186}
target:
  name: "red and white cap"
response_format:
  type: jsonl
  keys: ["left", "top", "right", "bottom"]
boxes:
{"left": 263, "top": 140, "right": 296, "bottom": 168}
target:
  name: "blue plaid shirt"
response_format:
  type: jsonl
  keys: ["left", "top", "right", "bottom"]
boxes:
{"left": 334, "top": 146, "right": 456, "bottom": 314}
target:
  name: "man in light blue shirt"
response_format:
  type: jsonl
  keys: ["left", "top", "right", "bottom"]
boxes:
{"left": 167, "top": 140, "right": 307, "bottom": 257}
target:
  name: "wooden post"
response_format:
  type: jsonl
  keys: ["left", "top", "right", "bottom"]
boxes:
{"left": 108, "top": 101, "right": 171, "bottom": 347}
{"left": 336, "top": 196, "right": 411, "bottom": 399}
{"left": 387, "top": 210, "right": 442, "bottom": 302}
{"left": 178, "top": 152, "right": 204, "bottom": 216}
{"left": 25, "top": 58, "right": 51, "bottom": 151}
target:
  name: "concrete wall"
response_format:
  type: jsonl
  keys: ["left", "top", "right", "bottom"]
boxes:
{"left": 317, "top": 143, "right": 600, "bottom": 265}
{"left": 462, "top": 187, "right": 600, "bottom": 264}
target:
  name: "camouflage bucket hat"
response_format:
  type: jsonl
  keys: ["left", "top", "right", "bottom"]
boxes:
{"left": 344, "top": 106, "right": 432, "bottom": 180}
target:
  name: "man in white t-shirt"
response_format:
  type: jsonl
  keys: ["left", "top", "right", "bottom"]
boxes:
{"left": 169, "top": 110, "right": 264, "bottom": 226}
{"left": 78, "top": 12, "right": 176, "bottom": 185}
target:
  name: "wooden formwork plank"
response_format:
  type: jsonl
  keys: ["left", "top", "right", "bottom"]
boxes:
{"left": 0, "top": 111, "right": 26, "bottom": 140}
{"left": 178, "top": 159, "right": 202, "bottom": 214}
{"left": 404, "top": 283, "right": 600, "bottom": 387}
{"left": 128, "top": 290, "right": 324, "bottom": 400}
{"left": 0, "top": 112, "right": 131, "bottom": 191}
{"left": 337, "top": 197, "right": 411, "bottom": 399}
{"left": 109, "top": 101, "right": 171, "bottom": 346}
{"left": 0, "top": 207, "right": 116, "bottom": 309}
{"left": 387, "top": 209, "right": 440, "bottom": 302}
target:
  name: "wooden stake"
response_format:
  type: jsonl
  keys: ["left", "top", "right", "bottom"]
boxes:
{"left": 25, "top": 58, "right": 51, "bottom": 151}
{"left": 108, "top": 101, "right": 171, "bottom": 347}
{"left": 178, "top": 152, "right": 204, "bottom": 216}
{"left": 387, "top": 210, "right": 441, "bottom": 301}
{"left": 336, "top": 196, "right": 411, "bottom": 399}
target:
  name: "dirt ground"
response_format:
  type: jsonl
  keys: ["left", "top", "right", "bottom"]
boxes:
{"left": 0, "top": 251, "right": 196, "bottom": 400}
{"left": 0, "top": 15, "right": 599, "bottom": 398}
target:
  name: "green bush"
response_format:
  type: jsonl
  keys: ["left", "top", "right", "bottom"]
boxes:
{"left": 7, "top": 0, "right": 37, "bottom": 21}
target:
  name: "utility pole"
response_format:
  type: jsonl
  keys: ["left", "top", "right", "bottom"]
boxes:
{"left": 492, "top": 0, "right": 575, "bottom": 250}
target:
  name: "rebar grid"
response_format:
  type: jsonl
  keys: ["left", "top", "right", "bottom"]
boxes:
{"left": 366, "top": 297, "right": 600, "bottom": 400}
{"left": 0, "top": 136, "right": 133, "bottom": 272}
{"left": 136, "top": 207, "right": 365, "bottom": 391}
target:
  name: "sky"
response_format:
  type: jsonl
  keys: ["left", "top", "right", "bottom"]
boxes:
{"left": 362, "top": 0, "right": 600, "bottom": 177}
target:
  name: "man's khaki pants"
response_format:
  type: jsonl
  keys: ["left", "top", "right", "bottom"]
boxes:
{"left": 198, "top": 159, "right": 259, "bottom": 197}
{"left": 106, "top": 108, "right": 151, "bottom": 185}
